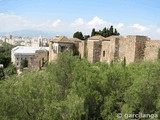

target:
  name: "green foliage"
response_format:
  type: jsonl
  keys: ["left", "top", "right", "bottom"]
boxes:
{"left": 0, "top": 43, "right": 15, "bottom": 68}
{"left": 4, "top": 64, "right": 17, "bottom": 77}
{"left": 158, "top": 48, "right": 160, "bottom": 60}
{"left": 73, "top": 26, "right": 120, "bottom": 40}
{"left": 84, "top": 35, "right": 90, "bottom": 40}
{"left": 0, "top": 53, "right": 160, "bottom": 119}
{"left": 91, "top": 28, "right": 96, "bottom": 36}
{"left": 91, "top": 26, "right": 120, "bottom": 37}
{"left": 73, "top": 31, "right": 84, "bottom": 40}
{"left": 0, "top": 67, "right": 5, "bottom": 80}
{"left": 121, "top": 57, "right": 126, "bottom": 67}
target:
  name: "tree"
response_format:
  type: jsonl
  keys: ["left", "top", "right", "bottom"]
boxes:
{"left": 121, "top": 57, "right": 126, "bottom": 67}
{"left": 102, "top": 27, "right": 107, "bottom": 37}
{"left": 0, "top": 67, "right": 5, "bottom": 80}
{"left": 90, "top": 26, "right": 120, "bottom": 38}
{"left": 114, "top": 29, "right": 120, "bottom": 35}
{"left": 109, "top": 25, "right": 114, "bottom": 36}
{"left": 73, "top": 31, "right": 84, "bottom": 40}
{"left": 158, "top": 48, "right": 160, "bottom": 60}
{"left": 0, "top": 43, "right": 15, "bottom": 68}
{"left": 4, "top": 64, "right": 17, "bottom": 77}
{"left": 91, "top": 28, "right": 96, "bottom": 36}
{"left": 84, "top": 35, "right": 90, "bottom": 40}
{"left": 1, "top": 52, "right": 160, "bottom": 119}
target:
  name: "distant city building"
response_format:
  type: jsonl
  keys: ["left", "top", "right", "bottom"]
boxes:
{"left": 0, "top": 35, "right": 49, "bottom": 47}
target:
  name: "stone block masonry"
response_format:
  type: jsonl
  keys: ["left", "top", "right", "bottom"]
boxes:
{"left": 48, "top": 35, "right": 160, "bottom": 65}
{"left": 144, "top": 40, "right": 160, "bottom": 61}
{"left": 87, "top": 35, "right": 159, "bottom": 64}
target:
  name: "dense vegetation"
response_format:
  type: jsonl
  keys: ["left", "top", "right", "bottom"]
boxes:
{"left": 0, "top": 52, "right": 160, "bottom": 119}
{"left": 73, "top": 31, "right": 85, "bottom": 40}
{"left": 73, "top": 26, "right": 120, "bottom": 40}
{"left": 0, "top": 43, "right": 14, "bottom": 68}
{"left": 91, "top": 26, "right": 120, "bottom": 37}
{"left": 0, "top": 43, "right": 16, "bottom": 79}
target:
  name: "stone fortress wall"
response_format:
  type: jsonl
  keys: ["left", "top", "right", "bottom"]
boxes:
{"left": 144, "top": 40, "right": 160, "bottom": 61}
{"left": 86, "top": 35, "right": 160, "bottom": 64}
{"left": 48, "top": 35, "right": 160, "bottom": 65}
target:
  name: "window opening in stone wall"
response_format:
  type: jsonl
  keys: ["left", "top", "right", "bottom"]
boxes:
{"left": 21, "top": 59, "right": 28, "bottom": 68}
{"left": 42, "top": 58, "right": 45, "bottom": 67}
{"left": 103, "top": 51, "right": 105, "bottom": 57}
{"left": 61, "top": 46, "right": 67, "bottom": 52}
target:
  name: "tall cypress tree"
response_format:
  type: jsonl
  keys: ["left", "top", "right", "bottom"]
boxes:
{"left": 114, "top": 29, "right": 120, "bottom": 35}
{"left": 102, "top": 27, "right": 107, "bottom": 37}
{"left": 91, "top": 28, "right": 96, "bottom": 36}
{"left": 109, "top": 25, "right": 114, "bottom": 36}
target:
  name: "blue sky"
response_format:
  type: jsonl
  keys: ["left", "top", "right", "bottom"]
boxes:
{"left": 0, "top": 0, "right": 160, "bottom": 39}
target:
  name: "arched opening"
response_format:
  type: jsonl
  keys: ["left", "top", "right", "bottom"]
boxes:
{"left": 21, "top": 59, "right": 28, "bottom": 68}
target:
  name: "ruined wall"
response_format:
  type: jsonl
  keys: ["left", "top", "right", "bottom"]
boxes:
{"left": 33, "top": 50, "right": 48, "bottom": 70}
{"left": 49, "top": 42, "right": 58, "bottom": 62}
{"left": 100, "top": 37, "right": 120, "bottom": 63}
{"left": 14, "top": 54, "right": 35, "bottom": 69}
{"left": 78, "top": 41, "right": 86, "bottom": 58}
{"left": 48, "top": 35, "right": 160, "bottom": 65}
{"left": 114, "top": 38, "right": 120, "bottom": 62}
{"left": 87, "top": 40, "right": 102, "bottom": 63}
{"left": 49, "top": 49, "right": 58, "bottom": 62}
{"left": 100, "top": 40, "right": 111, "bottom": 62}
{"left": 144, "top": 40, "right": 160, "bottom": 61}
{"left": 119, "top": 36, "right": 136, "bottom": 64}
{"left": 134, "top": 36, "right": 147, "bottom": 61}
{"left": 119, "top": 35, "right": 147, "bottom": 64}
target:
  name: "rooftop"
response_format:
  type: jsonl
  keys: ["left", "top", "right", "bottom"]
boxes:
{"left": 50, "top": 36, "right": 74, "bottom": 43}
{"left": 12, "top": 46, "right": 49, "bottom": 55}
{"left": 88, "top": 35, "right": 106, "bottom": 41}
{"left": 69, "top": 38, "right": 82, "bottom": 42}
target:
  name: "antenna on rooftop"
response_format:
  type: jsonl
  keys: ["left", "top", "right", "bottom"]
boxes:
{"left": 56, "top": 35, "right": 60, "bottom": 37}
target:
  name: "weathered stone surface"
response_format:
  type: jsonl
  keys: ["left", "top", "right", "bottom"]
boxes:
{"left": 87, "top": 35, "right": 159, "bottom": 64}
{"left": 144, "top": 40, "right": 160, "bottom": 60}
{"left": 87, "top": 40, "right": 102, "bottom": 63}
{"left": 49, "top": 35, "right": 160, "bottom": 65}
{"left": 78, "top": 41, "right": 86, "bottom": 58}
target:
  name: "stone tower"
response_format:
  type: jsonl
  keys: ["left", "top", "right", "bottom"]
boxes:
{"left": 87, "top": 36, "right": 105, "bottom": 63}
{"left": 118, "top": 35, "right": 148, "bottom": 64}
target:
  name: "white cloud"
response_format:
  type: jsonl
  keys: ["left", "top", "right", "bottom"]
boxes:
{"left": 0, "top": 13, "right": 160, "bottom": 39}
{"left": 0, "top": 13, "right": 32, "bottom": 32}
{"left": 52, "top": 19, "right": 61, "bottom": 27}
{"left": 87, "top": 16, "right": 106, "bottom": 27}
{"left": 156, "top": 28, "right": 160, "bottom": 33}
{"left": 116, "top": 23, "right": 124, "bottom": 29}
{"left": 0, "top": 13, "right": 62, "bottom": 32}
{"left": 131, "top": 24, "right": 148, "bottom": 32}
{"left": 71, "top": 18, "right": 85, "bottom": 27}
